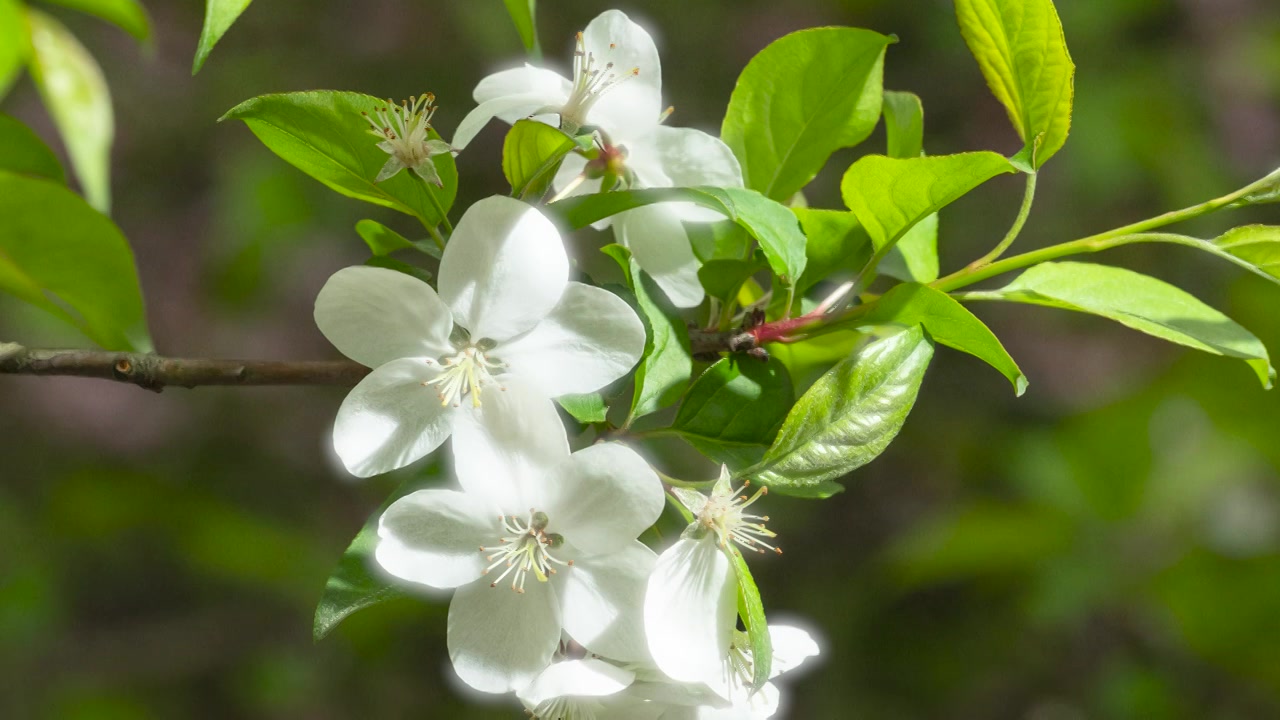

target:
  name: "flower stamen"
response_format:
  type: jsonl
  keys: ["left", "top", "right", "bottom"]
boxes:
{"left": 699, "top": 481, "right": 782, "bottom": 555}
{"left": 480, "top": 511, "right": 571, "bottom": 593}
{"left": 423, "top": 346, "right": 505, "bottom": 408}
{"left": 561, "top": 32, "right": 639, "bottom": 135}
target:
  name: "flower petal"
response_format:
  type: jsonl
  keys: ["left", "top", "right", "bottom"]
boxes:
{"left": 452, "top": 65, "right": 572, "bottom": 150}
{"left": 544, "top": 443, "right": 663, "bottom": 554}
{"left": 332, "top": 358, "right": 456, "bottom": 477}
{"left": 518, "top": 658, "right": 635, "bottom": 708}
{"left": 375, "top": 489, "right": 502, "bottom": 589}
{"left": 500, "top": 282, "right": 645, "bottom": 397}
{"left": 448, "top": 578, "right": 562, "bottom": 694}
{"left": 768, "top": 624, "right": 821, "bottom": 679}
{"left": 314, "top": 266, "right": 454, "bottom": 368}
{"left": 450, "top": 378, "right": 570, "bottom": 510}
{"left": 581, "top": 10, "right": 663, "bottom": 139}
{"left": 438, "top": 196, "right": 569, "bottom": 342}
{"left": 699, "top": 681, "right": 780, "bottom": 720}
{"left": 617, "top": 205, "right": 705, "bottom": 308}
{"left": 648, "top": 126, "right": 743, "bottom": 191}
{"left": 560, "top": 540, "right": 656, "bottom": 661}
{"left": 644, "top": 538, "right": 737, "bottom": 694}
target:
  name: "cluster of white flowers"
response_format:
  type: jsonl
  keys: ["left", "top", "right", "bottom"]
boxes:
{"left": 316, "top": 10, "right": 820, "bottom": 718}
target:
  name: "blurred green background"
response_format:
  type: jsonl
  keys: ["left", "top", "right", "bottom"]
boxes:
{"left": 3, "top": 0, "right": 1280, "bottom": 717}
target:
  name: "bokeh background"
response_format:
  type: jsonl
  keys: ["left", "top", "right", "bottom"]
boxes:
{"left": 3, "top": 0, "right": 1280, "bottom": 717}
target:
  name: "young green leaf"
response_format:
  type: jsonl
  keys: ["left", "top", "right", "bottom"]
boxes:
{"left": 313, "top": 518, "right": 404, "bottom": 642}
{"left": 674, "top": 358, "right": 795, "bottom": 447}
{"left": 502, "top": 119, "right": 575, "bottom": 200}
{"left": 791, "top": 208, "right": 872, "bottom": 294}
{"left": 853, "top": 283, "right": 1027, "bottom": 395}
{"left": 550, "top": 186, "right": 807, "bottom": 288}
{"left": 955, "top": 0, "right": 1075, "bottom": 168}
{"left": 745, "top": 326, "right": 934, "bottom": 497}
{"left": 557, "top": 392, "right": 608, "bottom": 424}
{"left": 729, "top": 546, "right": 771, "bottom": 690}
{"left": 698, "top": 257, "right": 764, "bottom": 303}
{"left": 222, "top": 92, "right": 458, "bottom": 229}
{"left": 193, "top": 0, "right": 254, "bottom": 74}
{"left": 981, "top": 261, "right": 1274, "bottom": 387}
{"left": 0, "top": 0, "right": 27, "bottom": 100}
{"left": 878, "top": 91, "right": 938, "bottom": 283}
{"left": 721, "top": 27, "right": 893, "bottom": 201}
{"left": 841, "top": 152, "right": 1016, "bottom": 253}
{"left": 355, "top": 219, "right": 414, "bottom": 257}
{"left": 501, "top": 0, "right": 540, "bottom": 58}
{"left": 1211, "top": 226, "right": 1280, "bottom": 282}
{"left": 0, "top": 170, "right": 150, "bottom": 351}
{"left": 882, "top": 90, "right": 924, "bottom": 159}
{"left": 26, "top": 9, "right": 113, "bottom": 212}
{"left": 41, "top": 0, "right": 152, "bottom": 42}
{"left": 688, "top": 220, "right": 752, "bottom": 263}
{"left": 0, "top": 114, "right": 65, "bottom": 183}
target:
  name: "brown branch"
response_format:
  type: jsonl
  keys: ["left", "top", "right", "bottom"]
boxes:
{"left": 0, "top": 342, "right": 369, "bottom": 392}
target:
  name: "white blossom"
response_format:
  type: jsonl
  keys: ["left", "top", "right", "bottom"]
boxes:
{"left": 375, "top": 389, "right": 664, "bottom": 693}
{"left": 314, "top": 195, "right": 645, "bottom": 477}
{"left": 362, "top": 93, "right": 453, "bottom": 185}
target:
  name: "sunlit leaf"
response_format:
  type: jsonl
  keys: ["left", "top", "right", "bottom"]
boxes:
{"left": 729, "top": 546, "right": 771, "bottom": 690}
{"left": 355, "top": 219, "right": 413, "bottom": 257}
{"left": 501, "top": 0, "right": 540, "bottom": 58}
{"left": 42, "top": 0, "right": 152, "bottom": 42}
{"left": 879, "top": 91, "right": 937, "bottom": 283}
{"left": 193, "top": 0, "right": 254, "bottom": 74}
{"left": 674, "top": 357, "right": 794, "bottom": 447}
{"left": 0, "top": 113, "right": 65, "bottom": 183}
{"left": 557, "top": 392, "right": 607, "bottom": 424}
{"left": 0, "top": 0, "right": 28, "bottom": 100}
{"left": 502, "top": 119, "right": 575, "bottom": 200}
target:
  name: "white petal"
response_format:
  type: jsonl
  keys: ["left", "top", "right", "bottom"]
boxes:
{"left": 332, "top": 358, "right": 456, "bottom": 477}
{"left": 768, "top": 624, "right": 821, "bottom": 679}
{"left": 448, "top": 579, "right": 562, "bottom": 694}
{"left": 500, "top": 282, "right": 646, "bottom": 397}
{"left": 450, "top": 379, "right": 569, "bottom": 510}
{"left": 581, "top": 10, "right": 663, "bottom": 139}
{"left": 560, "top": 541, "right": 657, "bottom": 661}
{"left": 544, "top": 443, "right": 664, "bottom": 554}
{"left": 644, "top": 538, "right": 737, "bottom": 694}
{"left": 518, "top": 658, "right": 635, "bottom": 708}
{"left": 617, "top": 206, "right": 705, "bottom": 308}
{"left": 699, "top": 681, "right": 780, "bottom": 720}
{"left": 314, "top": 266, "right": 453, "bottom": 368}
{"left": 474, "top": 64, "right": 572, "bottom": 106}
{"left": 648, "top": 126, "right": 744, "bottom": 191}
{"left": 375, "top": 489, "right": 502, "bottom": 589}
{"left": 439, "top": 196, "right": 569, "bottom": 342}
{"left": 454, "top": 96, "right": 557, "bottom": 151}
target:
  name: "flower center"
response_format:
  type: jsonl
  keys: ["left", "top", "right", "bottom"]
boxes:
{"left": 479, "top": 510, "right": 572, "bottom": 593}
{"left": 560, "top": 33, "right": 639, "bottom": 135}
{"left": 362, "top": 93, "right": 438, "bottom": 166}
{"left": 422, "top": 344, "right": 504, "bottom": 408}
{"left": 698, "top": 482, "right": 782, "bottom": 555}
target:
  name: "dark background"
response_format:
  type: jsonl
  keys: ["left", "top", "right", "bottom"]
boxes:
{"left": 3, "top": 0, "right": 1280, "bottom": 717}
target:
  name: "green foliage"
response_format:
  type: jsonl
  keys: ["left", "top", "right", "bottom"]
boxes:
{"left": 26, "top": 9, "right": 113, "bottom": 212}
{"left": 501, "top": 0, "right": 540, "bottom": 58}
{"left": 41, "top": 0, "right": 153, "bottom": 42}
{"left": 502, "top": 119, "right": 575, "bottom": 200}
{"left": 313, "top": 517, "right": 403, "bottom": 642}
{"left": 674, "top": 358, "right": 794, "bottom": 448}
{"left": 193, "top": 0, "right": 254, "bottom": 74}
{"left": 1206, "top": 226, "right": 1280, "bottom": 283}
{"left": 363, "top": 256, "right": 431, "bottom": 284}
{"left": 0, "top": 170, "right": 149, "bottom": 350}
{"left": 721, "top": 27, "right": 893, "bottom": 202}
{"left": 882, "top": 91, "right": 924, "bottom": 160}
{"left": 853, "top": 283, "right": 1027, "bottom": 395}
{"left": 745, "top": 326, "right": 934, "bottom": 497}
{"left": 791, "top": 209, "right": 872, "bottom": 294}
{"left": 0, "top": 114, "right": 64, "bottom": 183}
{"left": 729, "top": 547, "right": 771, "bottom": 690}
{"left": 0, "top": 0, "right": 27, "bottom": 99}
{"left": 557, "top": 392, "right": 608, "bottom": 424}
{"left": 878, "top": 91, "right": 939, "bottom": 283}
{"left": 955, "top": 0, "right": 1075, "bottom": 168}
{"left": 551, "top": 186, "right": 807, "bottom": 288}
{"left": 222, "top": 91, "right": 458, "bottom": 229}
{"left": 355, "top": 219, "right": 414, "bottom": 257}
{"left": 985, "top": 261, "right": 1274, "bottom": 387}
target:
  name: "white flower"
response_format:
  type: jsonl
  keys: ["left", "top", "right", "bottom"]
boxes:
{"left": 362, "top": 93, "right": 454, "bottom": 185}
{"left": 644, "top": 469, "right": 781, "bottom": 701}
{"left": 682, "top": 624, "right": 821, "bottom": 720}
{"left": 314, "top": 195, "right": 645, "bottom": 477}
{"left": 453, "top": 9, "right": 744, "bottom": 309}
{"left": 518, "top": 658, "right": 665, "bottom": 720}
{"left": 375, "top": 389, "right": 664, "bottom": 694}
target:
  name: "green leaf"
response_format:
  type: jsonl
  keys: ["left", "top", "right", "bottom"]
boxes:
{"left": 698, "top": 257, "right": 764, "bottom": 303}
{"left": 1210, "top": 226, "right": 1280, "bottom": 283}
{"left": 674, "top": 358, "right": 794, "bottom": 446}
{"left": 955, "top": 0, "right": 1075, "bottom": 168}
{"left": 355, "top": 219, "right": 413, "bottom": 257}
{"left": 363, "top": 256, "right": 431, "bottom": 284}
{"left": 745, "top": 326, "right": 934, "bottom": 497}
{"left": 551, "top": 186, "right": 807, "bottom": 287}
{"left": 688, "top": 220, "right": 752, "bottom": 263}
{"left": 602, "top": 245, "right": 693, "bottom": 422}
{"left": 0, "top": 113, "right": 65, "bottom": 183}
{"left": 222, "top": 91, "right": 458, "bottom": 228}
{"left": 853, "top": 283, "right": 1027, "bottom": 395}
{"left": 729, "top": 546, "right": 771, "bottom": 691}
{"left": 41, "top": 0, "right": 152, "bottom": 42}
{"left": 502, "top": 119, "right": 575, "bottom": 200}
{"left": 791, "top": 208, "right": 872, "bottom": 295}
{"left": 0, "top": 0, "right": 28, "bottom": 100}
{"left": 882, "top": 90, "right": 924, "bottom": 159}
{"left": 557, "top": 392, "right": 608, "bottom": 424}
{"left": 193, "top": 0, "right": 253, "bottom": 74}
{"left": 501, "top": 0, "right": 540, "bottom": 58}
{"left": 313, "top": 517, "right": 404, "bottom": 642}
{"left": 986, "top": 261, "right": 1274, "bottom": 387}
{"left": 0, "top": 170, "right": 149, "bottom": 350}
{"left": 842, "top": 152, "right": 1016, "bottom": 254}
{"left": 721, "top": 27, "right": 893, "bottom": 201}
{"left": 26, "top": 9, "right": 113, "bottom": 212}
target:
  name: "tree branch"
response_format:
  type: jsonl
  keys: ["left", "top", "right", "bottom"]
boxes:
{"left": 0, "top": 342, "right": 369, "bottom": 392}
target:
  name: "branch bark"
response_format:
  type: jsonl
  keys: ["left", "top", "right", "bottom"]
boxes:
{"left": 0, "top": 342, "right": 369, "bottom": 392}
